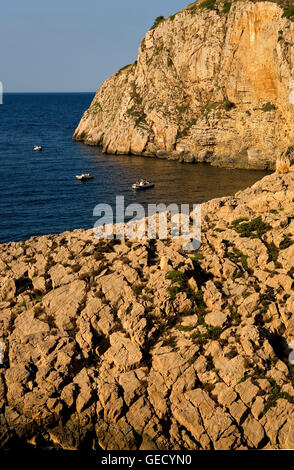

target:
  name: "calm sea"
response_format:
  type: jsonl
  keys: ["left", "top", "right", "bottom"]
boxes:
{"left": 0, "top": 93, "right": 269, "bottom": 243}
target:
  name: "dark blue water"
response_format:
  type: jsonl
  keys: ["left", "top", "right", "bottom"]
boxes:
{"left": 0, "top": 93, "right": 269, "bottom": 243}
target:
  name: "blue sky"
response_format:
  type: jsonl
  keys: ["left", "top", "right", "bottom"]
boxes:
{"left": 1, "top": 0, "right": 190, "bottom": 92}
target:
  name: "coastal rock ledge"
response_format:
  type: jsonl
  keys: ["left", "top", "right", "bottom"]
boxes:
{"left": 74, "top": 0, "right": 294, "bottom": 169}
{"left": 1, "top": 171, "right": 294, "bottom": 449}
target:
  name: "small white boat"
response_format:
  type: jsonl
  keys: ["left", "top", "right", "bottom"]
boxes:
{"left": 132, "top": 180, "right": 155, "bottom": 190}
{"left": 76, "top": 173, "right": 94, "bottom": 181}
{"left": 34, "top": 145, "right": 42, "bottom": 151}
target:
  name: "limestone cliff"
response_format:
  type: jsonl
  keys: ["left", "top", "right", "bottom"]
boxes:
{"left": 74, "top": 0, "right": 294, "bottom": 169}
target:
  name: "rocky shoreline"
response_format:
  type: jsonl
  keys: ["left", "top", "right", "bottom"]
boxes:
{"left": 1, "top": 171, "right": 294, "bottom": 450}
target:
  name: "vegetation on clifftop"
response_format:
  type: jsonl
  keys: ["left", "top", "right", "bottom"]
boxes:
{"left": 171, "top": 0, "right": 294, "bottom": 21}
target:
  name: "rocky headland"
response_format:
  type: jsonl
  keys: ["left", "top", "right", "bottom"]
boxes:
{"left": 74, "top": 0, "right": 294, "bottom": 170}
{"left": 1, "top": 170, "right": 294, "bottom": 450}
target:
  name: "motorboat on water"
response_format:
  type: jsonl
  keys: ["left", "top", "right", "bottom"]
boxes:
{"left": 132, "top": 179, "right": 155, "bottom": 190}
{"left": 76, "top": 173, "right": 94, "bottom": 181}
{"left": 34, "top": 145, "right": 42, "bottom": 151}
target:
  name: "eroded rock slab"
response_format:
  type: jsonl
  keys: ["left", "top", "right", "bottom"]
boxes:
{"left": 0, "top": 171, "right": 294, "bottom": 449}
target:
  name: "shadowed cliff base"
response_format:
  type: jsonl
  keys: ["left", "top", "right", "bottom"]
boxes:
{"left": 1, "top": 170, "right": 294, "bottom": 449}
{"left": 74, "top": 0, "right": 294, "bottom": 170}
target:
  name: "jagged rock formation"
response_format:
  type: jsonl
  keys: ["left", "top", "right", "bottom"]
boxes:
{"left": 73, "top": 0, "right": 294, "bottom": 169}
{"left": 1, "top": 171, "right": 294, "bottom": 449}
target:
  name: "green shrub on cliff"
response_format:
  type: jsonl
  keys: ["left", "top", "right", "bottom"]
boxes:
{"left": 262, "top": 102, "right": 276, "bottom": 112}
{"left": 222, "top": 2, "right": 232, "bottom": 13}
{"left": 231, "top": 216, "right": 271, "bottom": 238}
{"left": 178, "top": 119, "right": 197, "bottom": 138}
{"left": 263, "top": 379, "right": 292, "bottom": 414}
{"left": 150, "top": 16, "right": 165, "bottom": 30}
{"left": 126, "top": 106, "right": 147, "bottom": 129}
{"left": 166, "top": 270, "right": 187, "bottom": 285}
{"left": 223, "top": 99, "right": 236, "bottom": 111}
{"left": 286, "top": 145, "right": 294, "bottom": 154}
{"left": 116, "top": 64, "right": 132, "bottom": 75}
{"left": 202, "top": 99, "right": 236, "bottom": 115}
{"left": 176, "top": 104, "right": 189, "bottom": 114}
{"left": 89, "top": 102, "right": 103, "bottom": 115}
{"left": 199, "top": 0, "right": 217, "bottom": 10}
{"left": 282, "top": 5, "right": 294, "bottom": 20}
{"left": 279, "top": 234, "right": 294, "bottom": 249}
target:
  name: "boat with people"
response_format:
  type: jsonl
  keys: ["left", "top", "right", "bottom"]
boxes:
{"left": 34, "top": 145, "right": 42, "bottom": 151}
{"left": 76, "top": 173, "right": 94, "bottom": 181}
{"left": 132, "top": 179, "right": 155, "bottom": 190}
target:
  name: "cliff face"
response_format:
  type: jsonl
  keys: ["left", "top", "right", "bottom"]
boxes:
{"left": 73, "top": 1, "right": 294, "bottom": 169}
